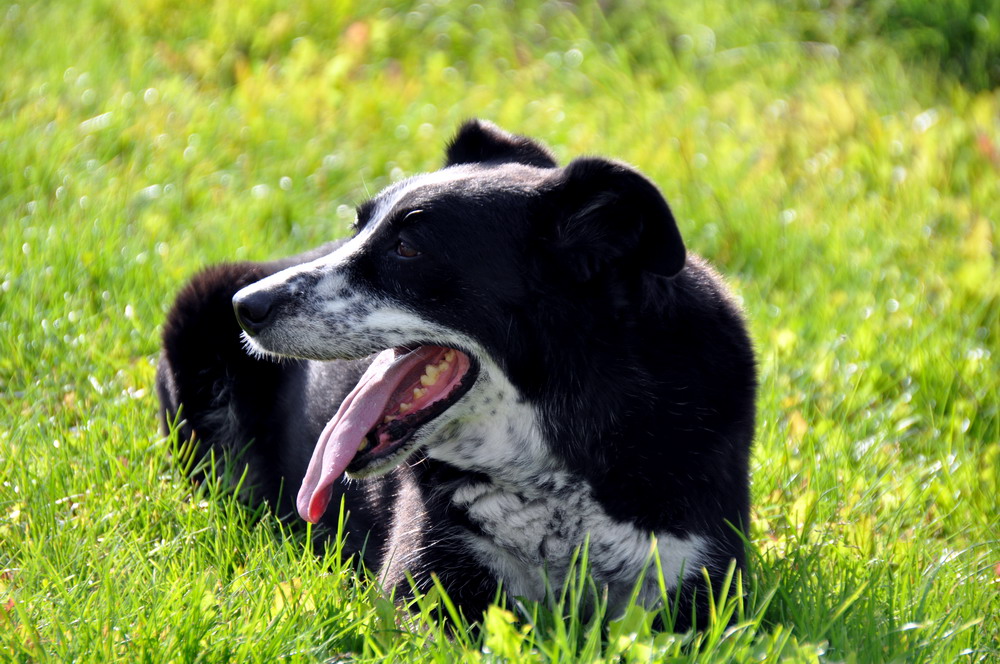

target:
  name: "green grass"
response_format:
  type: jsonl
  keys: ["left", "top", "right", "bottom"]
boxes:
{"left": 2, "top": 0, "right": 998, "bottom": 661}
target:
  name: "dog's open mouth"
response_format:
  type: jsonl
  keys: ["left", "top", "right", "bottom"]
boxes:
{"left": 296, "top": 345, "right": 477, "bottom": 523}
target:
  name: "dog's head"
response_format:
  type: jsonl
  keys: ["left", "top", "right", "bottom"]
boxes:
{"left": 232, "top": 120, "right": 686, "bottom": 522}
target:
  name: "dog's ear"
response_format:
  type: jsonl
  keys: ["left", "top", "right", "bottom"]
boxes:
{"left": 445, "top": 119, "right": 558, "bottom": 169}
{"left": 543, "top": 157, "right": 686, "bottom": 280}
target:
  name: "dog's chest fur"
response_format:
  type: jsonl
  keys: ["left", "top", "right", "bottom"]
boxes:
{"left": 422, "top": 372, "right": 707, "bottom": 610}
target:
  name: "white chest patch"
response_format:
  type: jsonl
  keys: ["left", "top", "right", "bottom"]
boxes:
{"left": 425, "top": 365, "right": 709, "bottom": 614}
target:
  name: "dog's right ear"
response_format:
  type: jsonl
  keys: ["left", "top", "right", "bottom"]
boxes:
{"left": 445, "top": 119, "right": 558, "bottom": 169}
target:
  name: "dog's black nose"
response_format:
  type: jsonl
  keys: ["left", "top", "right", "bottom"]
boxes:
{"left": 233, "top": 290, "right": 274, "bottom": 336}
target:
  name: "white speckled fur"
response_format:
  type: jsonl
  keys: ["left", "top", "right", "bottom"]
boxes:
{"left": 427, "top": 361, "right": 708, "bottom": 612}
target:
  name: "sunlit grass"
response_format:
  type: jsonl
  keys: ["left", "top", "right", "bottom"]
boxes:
{"left": 2, "top": 1, "right": 997, "bottom": 661}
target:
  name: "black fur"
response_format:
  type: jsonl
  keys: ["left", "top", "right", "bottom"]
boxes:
{"left": 156, "top": 121, "right": 756, "bottom": 631}
{"left": 446, "top": 119, "right": 558, "bottom": 169}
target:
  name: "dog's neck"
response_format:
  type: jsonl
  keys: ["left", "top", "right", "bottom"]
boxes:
{"left": 425, "top": 364, "right": 559, "bottom": 485}
{"left": 423, "top": 365, "right": 708, "bottom": 613}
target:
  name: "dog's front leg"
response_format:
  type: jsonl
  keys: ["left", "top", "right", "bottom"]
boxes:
{"left": 376, "top": 467, "right": 499, "bottom": 625}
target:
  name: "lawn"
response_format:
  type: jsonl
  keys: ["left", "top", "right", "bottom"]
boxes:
{"left": 1, "top": 1, "right": 997, "bottom": 661}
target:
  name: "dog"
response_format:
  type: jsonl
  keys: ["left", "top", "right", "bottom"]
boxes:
{"left": 156, "top": 120, "right": 756, "bottom": 631}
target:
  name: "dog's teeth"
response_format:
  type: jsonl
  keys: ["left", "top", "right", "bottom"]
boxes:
{"left": 439, "top": 360, "right": 450, "bottom": 373}
{"left": 444, "top": 350, "right": 456, "bottom": 363}
{"left": 358, "top": 439, "right": 368, "bottom": 451}
{"left": 413, "top": 387, "right": 427, "bottom": 400}
{"left": 383, "top": 415, "right": 395, "bottom": 424}
{"left": 399, "top": 402, "right": 412, "bottom": 413}
{"left": 421, "top": 364, "right": 440, "bottom": 386}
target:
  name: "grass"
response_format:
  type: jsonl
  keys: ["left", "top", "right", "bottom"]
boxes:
{"left": 1, "top": 0, "right": 998, "bottom": 661}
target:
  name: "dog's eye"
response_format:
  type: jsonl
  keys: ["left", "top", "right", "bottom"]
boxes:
{"left": 395, "top": 240, "right": 421, "bottom": 258}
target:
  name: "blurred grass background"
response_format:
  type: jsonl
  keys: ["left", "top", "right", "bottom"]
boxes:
{"left": 1, "top": 1, "right": 998, "bottom": 661}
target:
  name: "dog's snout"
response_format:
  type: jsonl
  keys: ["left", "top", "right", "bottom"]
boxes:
{"left": 233, "top": 290, "right": 275, "bottom": 336}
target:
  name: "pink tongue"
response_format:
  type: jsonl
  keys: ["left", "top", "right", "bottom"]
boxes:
{"left": 296, "top": 347, "right": 439, "bottom": 523}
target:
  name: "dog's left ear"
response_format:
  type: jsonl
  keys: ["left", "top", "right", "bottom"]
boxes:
{"left": 445, "top": 119, "right": 558, "bottom": 169}
{"left": 543, "top": 157, "right": 686, "bottom": 280}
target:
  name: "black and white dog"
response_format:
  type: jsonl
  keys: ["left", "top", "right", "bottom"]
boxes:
{"left": 156, "top": 120, "right": 756, "bottom": 631}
